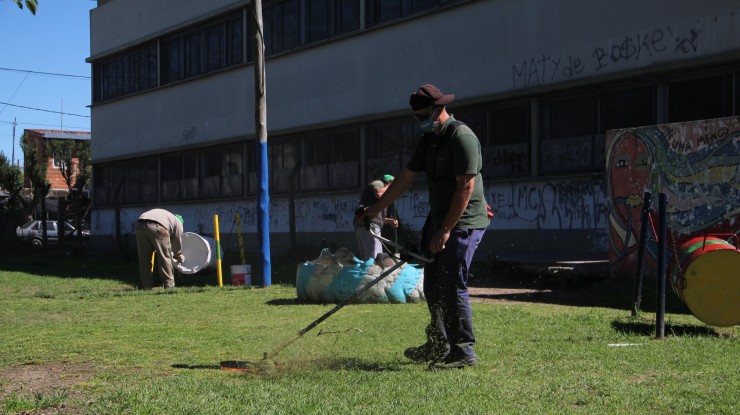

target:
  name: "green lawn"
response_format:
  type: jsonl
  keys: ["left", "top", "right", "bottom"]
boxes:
{"left": 0, "top": 251, "right": 737, "bottom": 414}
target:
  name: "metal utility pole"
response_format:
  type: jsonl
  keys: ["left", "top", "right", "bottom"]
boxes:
{"left": 252, "top": 0, "right": 271, "bottom": 286}
{"left": 12, "top": 117, "right": 17, "bottom": 165}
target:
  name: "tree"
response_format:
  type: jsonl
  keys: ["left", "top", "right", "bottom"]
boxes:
{"left": 0, "top": 151, "right": 24, "bottom": 211}
{"left": 9, "top": 0, "right": 38, "bottom": 15}
{"left": 20, "top": 133, "right": 51, "bottom": 244}
{"left": 48, "top": 139, "right": 91, "bottom": 193}
{"left": 48, "top": 138, "right": 91, "bottom": 247}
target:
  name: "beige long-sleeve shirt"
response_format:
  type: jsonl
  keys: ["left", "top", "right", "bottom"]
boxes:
{"left": 138, "top": 209, "right": 183, "bottom": 256}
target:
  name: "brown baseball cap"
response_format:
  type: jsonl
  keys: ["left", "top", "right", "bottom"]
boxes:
{"left": 409, "top": 84, "right": 455, "bottom": 110}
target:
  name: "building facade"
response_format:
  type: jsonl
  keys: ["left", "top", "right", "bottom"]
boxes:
{"left": 88, "top": 0, "right": 740, "bottom": 267}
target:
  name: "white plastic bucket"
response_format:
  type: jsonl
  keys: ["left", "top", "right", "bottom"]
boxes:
{"left": 176, "top": 232, "right": 222, "bottom": 275}
{"left": 230, "top": 264, "right": 252, "bottom": 286}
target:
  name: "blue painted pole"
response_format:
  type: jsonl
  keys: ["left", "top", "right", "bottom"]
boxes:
{"left": 257, "top": 142, "right": 271, "bottom": 286}
{"left": 252, "top": 0, "right": 271, "bottom": 287}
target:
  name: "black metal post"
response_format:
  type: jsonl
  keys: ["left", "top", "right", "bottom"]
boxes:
{"left": 655, "top": 193, "right": 667, "bottom": 339}
{"left": 632, "top": 191, "right": 653, "bottom": 316}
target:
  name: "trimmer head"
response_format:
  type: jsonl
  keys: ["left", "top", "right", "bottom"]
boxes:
{"left": 220, "top": 359, "right": 276, "bottom": 373}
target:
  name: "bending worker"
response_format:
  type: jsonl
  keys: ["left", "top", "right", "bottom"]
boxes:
{"left": 135, "top": 208, "right": 184, "bottom": 289}
{"left": 358, "top": 84, "right": 489, "bottom": 370}
{"left": 355, "top": 179, "right": 399, "bottom": 261}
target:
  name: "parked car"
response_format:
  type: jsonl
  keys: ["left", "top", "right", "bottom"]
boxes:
{"left": 16, "top": 220, "right": 91, "bottom": 247}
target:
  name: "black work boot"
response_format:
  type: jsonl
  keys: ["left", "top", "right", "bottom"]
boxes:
{"left": 403, "top": 342, "right": 448, "bottom": 363}
{"left": 428, "top": 356, "right": 477, "bottom": 370}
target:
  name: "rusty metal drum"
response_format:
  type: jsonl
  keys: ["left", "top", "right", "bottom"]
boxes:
{"left": 668, "top": 236, "right": 740, "bottom": 327}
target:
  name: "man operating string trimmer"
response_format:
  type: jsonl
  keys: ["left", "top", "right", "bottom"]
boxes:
{"left": 357, "top": 84, "right": 490, "bottom": 370}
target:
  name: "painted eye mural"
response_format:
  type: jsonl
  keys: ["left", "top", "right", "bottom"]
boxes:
{"left": 606, "top": 117, "right": 740, "bottom": 280}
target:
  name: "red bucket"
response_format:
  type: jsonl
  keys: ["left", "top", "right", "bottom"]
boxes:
{"left": 668, "top": 235, "right": 740, "bottom": 327}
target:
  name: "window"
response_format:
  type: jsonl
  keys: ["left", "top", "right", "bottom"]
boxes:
{"left": 202, "top": 148, "right": 224, "bottom": 198}
{"left": 184, "top": 31, "right": 203, "bottom": 78}
{"left": 206, "top": 23, "right": 224, "bottom": 71}
{"left": 452, "top": 103, "right": 531, "bottom": 178}
{"left": 52, "top": 153, "right": 66, "bottom": 169}
{"left": 307, "top": 0, "right": 331, "bottom": 43}
{"left": 267, "top": 127, "right": 359, "bottom": 194}
{"left": 269, "top": 140, "right": 300, "bottom": 194}
{"left": 329, "top": 129, "right": 360, "bottom": 189}
{"left": 600, "top": 86, "right": 655, "bottom": 132}
{"left": 301, "top": 134, "right": 329, "bottom": 190}
{"left": 306, "top": 0, "right": 361, "bottom": 43}
{"left": 264, "top": 0, "right": 301, "bottom": 55}
{"left": 180, "top": 152, "right": 200, "bottom": 199}
{"left": 124, "top": 158, "right": 158, "bottom": 203}
{"left": 668, "top": 74, "right": 729, "bottom": 123}
{"left": 222, "top": 145, "right": 244, "bottom": 197}
{"left": 409, "top": 0, "right": 444, "bottom": 13}
{"left": 366, "top": 119, "right": 407, "bottom": 182}
{"left": 336, "top": 0, "right": 361, "bottom": 35}
{"left": 540, "top": 84, "right": 659, "bottom": 174}
{"left": 227, "top": 15, "right": 246, "bottom": 65}
{"left": 540, "top": 95, "right": 595, "bottom": 174}
{"left": 365, "top": 0, "right": 463, "bottom": 27}
{"left": 160, "top": 11, "right": 244, "bottom": 85}
{"left": 92, "top": 157, "right": 157, "bottom": 206}
{"left": 487, "top": 103, "right": 530, "bottom": 177}
{"left": 93, "top": 42, "right": 157, "bottom": 103}
{"left": 366, "top": 0, "right": 402, "bottom": 26}
{"left": 163, "top": 37, "right": 183, "bottom": 83}
{"left": 547, "top": 95, "right": 593, "bottom": 140}
{"left": 92, "top": 165, "right": 109, "bottom": 206}
{"left": 201, "top": 144, "right": 244, "bottom": 198}
{"left": 161, "top": 154, "right": 182, "bottom": 201}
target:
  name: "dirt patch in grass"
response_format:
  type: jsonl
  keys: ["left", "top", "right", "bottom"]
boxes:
{"left": 0, "top": 361, "right": 95, "bottom": 414}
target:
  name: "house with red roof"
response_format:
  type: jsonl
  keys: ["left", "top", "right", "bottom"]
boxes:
{"left": 22, "top": 129, "right": 91, "bottom": 198}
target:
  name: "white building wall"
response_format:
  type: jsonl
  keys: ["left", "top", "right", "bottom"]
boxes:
{"left": 91, "top": 0, "right": 740, "bottom": 161}
{"left": 91, "top": 70, "right": 253, "bottom": 159}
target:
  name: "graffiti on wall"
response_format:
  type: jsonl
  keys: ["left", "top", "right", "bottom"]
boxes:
{"left": 606, "top": 117, "right": 740, "bottom": 278}
{"left": 512, "top": 22, "right": 703, "bottom": 88}
{"left": 93, "top": 177, "right": 609, "bottom": 244}
{"left": 487, "top": 179, "right": 608, "bottom": 231}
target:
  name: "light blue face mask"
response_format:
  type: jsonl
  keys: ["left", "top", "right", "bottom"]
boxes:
{"left": 416, "top": 118, "right": 435, "bottom": 132}
{"left": 415, "top": 108, "right": 439, "bottom": 133}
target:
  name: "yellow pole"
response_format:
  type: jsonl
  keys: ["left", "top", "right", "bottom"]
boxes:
{"left": 151, "top": 252, "right": 155, "bottom": 272}
{"left": 235, "top": 212, "right": 246, "bottom": 265}
{"left": 214, "top": 214, "right": 223, "bottom": 287}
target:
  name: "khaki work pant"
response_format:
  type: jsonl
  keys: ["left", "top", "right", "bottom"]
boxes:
{"left": 136, "top": 220, "right": 175, "bottom": 289}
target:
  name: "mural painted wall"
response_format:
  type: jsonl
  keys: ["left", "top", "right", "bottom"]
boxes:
{"left": 606, "top": 116, "right": 740, "bottom": 278}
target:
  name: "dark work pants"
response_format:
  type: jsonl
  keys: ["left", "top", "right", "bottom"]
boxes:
{"left": 422, "top": 222, "right": 486, "bottom": 361}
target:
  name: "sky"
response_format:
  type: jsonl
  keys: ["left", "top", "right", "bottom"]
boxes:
{"left": 0, "top": 0, "right": 95, "bottom": 167}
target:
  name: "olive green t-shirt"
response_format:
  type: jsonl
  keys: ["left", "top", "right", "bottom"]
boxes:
{"left": 406, "top": 116, "right": 489, "bottom": 229}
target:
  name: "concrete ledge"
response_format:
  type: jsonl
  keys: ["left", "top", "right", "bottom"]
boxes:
{"left": 490, "top": 254, "right": 610, "bottom": 278}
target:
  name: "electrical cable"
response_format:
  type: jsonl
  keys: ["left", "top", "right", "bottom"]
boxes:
{"left": 0, "top": 66, "right": 90, "bottom": 79}
{"left": 0, "top": 101, "right": 89, "bottom": 118}
{"left": 0, "top": 72, "right": 30, "bottom": 116}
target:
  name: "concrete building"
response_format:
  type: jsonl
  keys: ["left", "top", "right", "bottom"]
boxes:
{"left": 88, "top": 0, "right": 740, "bottom": 270}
